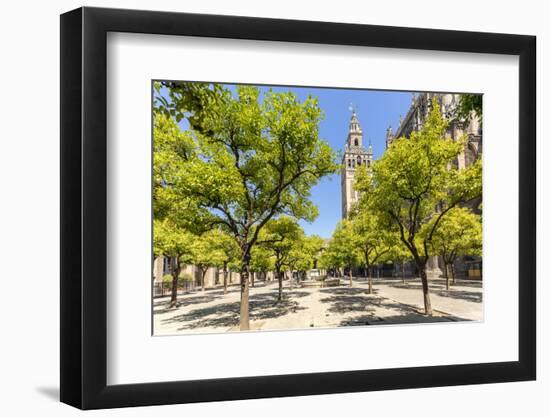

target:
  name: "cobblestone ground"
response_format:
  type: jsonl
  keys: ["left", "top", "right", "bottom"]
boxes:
{"left": 153, "top": 277, "right": 483, "bottom": 335}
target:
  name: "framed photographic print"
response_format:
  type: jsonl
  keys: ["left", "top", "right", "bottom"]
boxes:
{"left": 60, "top": 6, "right": 536, "bottom": 410}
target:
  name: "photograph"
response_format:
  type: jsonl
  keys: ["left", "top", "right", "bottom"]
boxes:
{"left": 152, "top": 81, "right": 483, "bottom": 335}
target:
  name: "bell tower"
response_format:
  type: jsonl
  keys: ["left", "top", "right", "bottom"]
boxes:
{"left": 341, "top": 109, "right": 372, "bottom": 218}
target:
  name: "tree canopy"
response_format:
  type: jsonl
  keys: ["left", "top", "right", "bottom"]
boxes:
{"left": 325, "top": 220, "right": 360, "bottom": 286}
{"left": 355, "top": 99, "right": 482, "bottom": 314}
{"left": 154, "top": 83, "right": 339, "bottom": 328}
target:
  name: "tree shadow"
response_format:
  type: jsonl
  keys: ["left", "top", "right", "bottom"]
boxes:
{"left": 385, "top": 282, "right": 482, "bottom": 304}
{"left": 340, "top": 313, "right": 465, "bottom": 326}
{"left": 319, "top": 287, "right": 375, "bottom": 296}
{"left": 319, "top": 294, "right": 380, "bottom": 314}
{"left": 386, "top": 283, "right": 425, "bottom": 291}
{"left": 250, "top": 297, "right": 307, "bottom": 320}
{"left": 162, "top": 301, "right": 241, "bottom": 329}
{"left": 153, "top": 293, "right": 224, "bottom": 314}
{"left": 319, "top": 289, "right": 469, "bottom": 327}
{"left": 161, "top": 289, "right": 309, "bottom": 331}
{"left": 432, "top": 289, "right": 482, "bottom": 303}
{"left": 449, "top": 280, "right": 483, "bottom": 289}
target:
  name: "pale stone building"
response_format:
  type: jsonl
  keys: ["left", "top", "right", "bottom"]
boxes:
{"left": 152, "top": 257, "right": 226, "bottom": 296}
{"left": 387, "top": 92, "right": 482, "bottom": 167}
{"left": 341, "top": 111, "right": 373, "bottom": 218}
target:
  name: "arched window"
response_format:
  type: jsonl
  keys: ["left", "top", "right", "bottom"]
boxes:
{"left": 357, "top": 156, "right": 361, "bottom": 166}
{"left": 354, "top": 139, "right": 358, "bottom": 146}
{"left": 347, "top": 159, "right": 351, "bottom": 168}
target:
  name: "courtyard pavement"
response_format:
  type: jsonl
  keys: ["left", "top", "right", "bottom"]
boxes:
{"left": 153, "top": 277, "right": 483, "bottom": 335}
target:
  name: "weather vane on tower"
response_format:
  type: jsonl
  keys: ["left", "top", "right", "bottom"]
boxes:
{"left": 348, "top": 102, "right": 358, "bottom": 114}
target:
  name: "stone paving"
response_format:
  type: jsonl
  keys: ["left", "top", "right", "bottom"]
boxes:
{"left": 153, "top": 277, "right": 483, "bottom": 335}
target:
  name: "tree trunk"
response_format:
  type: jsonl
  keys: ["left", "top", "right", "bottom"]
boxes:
{"left": 365, "top": 265, "right": 373, "bottom": 294}
{"left": 451, "top": 263, "right": 456, "bottom": 285}
{"left": 348, "top": 264, "right": 353, "bottom": 287}
{"left": 169, "top": 273, "right": 179, "bottom": 308}
{"left": 277, "top": 269, "right": 283, "bottom": 302}
{"left": 223, "top": 262, "right": 228, "bottom": 295}
{"left": 444, "top": 262, "right": 450, "bottom": 291}
{"left": 169, "top": 257, "right": 180, "bottom": 308}
{"left": 201, "top": 268, "right": 207, "bottom": 291}
{"left": 251, "top": 271, "right": 255, "bottom": 287}
{"left": 419, "top": 265, "right": 433, "bottom": 316}
{"left": 401, "top": 261, "right": 406, "bottom": 283}
{"left": 239, "top": 253, "right": 251, "bottom": 331}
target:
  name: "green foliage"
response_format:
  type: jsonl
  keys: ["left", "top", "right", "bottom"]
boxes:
{"left": 304, "top": 235, "right": 325, "bottom": 266}
{"left": 190, "top": 230, "right": 227, "bottom": 271}
{"left": 250, "top": 244, "right": 275, "bottom": 273}
{"left": 355, "top": 99, "right": 482, "bottom": 266}
{"left": 455, "top": 94, "right": 482, "bottom": 121}
{"left": 162, "top": 273, "right": 193, "bottom": 284}
{"left": 153, "top": 219, "right": 194, "bottom": 263}
{"left": 257, "top": 216, "right": 304, "bottom": 272}
{"left": 427, "top": 207, "right": 482, "bottom": 263}
{"left": 208, "top": 229, "right": 242, "bottom": 267}
{"left": 154, "top": 83, "right": 339, "bottom": 259}
{"left": 180, "top": 272, "right": 194, "bottom": 281}
{"left": 153, "top": 113, "right": 203, "bottom": 228}
{"left": 324, "top": 220, "right": 361, "bottom": 269}
{"left": 154, "top": 81, "right": 226, "bottom": 129}
{"left": 350, "top": 210, "right": 399, "bottom": 268}
{"left": 286, "top": 235, "right": 324, "bottom": 273}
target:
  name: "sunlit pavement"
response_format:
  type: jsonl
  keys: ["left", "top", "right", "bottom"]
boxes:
{"left": 153, "top": 277, "right": 483, "bottom": 335}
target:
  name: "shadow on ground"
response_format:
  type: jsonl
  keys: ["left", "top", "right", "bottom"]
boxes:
{"left": 35, "top": 386, "right": 59, "bottom": 401}
{"left": 319, "top": 288, "right": 469, "bottom": 326}
{"left": 433, "top": 289, "right": 482, "bottom": 303}
{"left": 319, "top": 287, "right": 376, "bottom": 296}
{"left": 339, "top": 313, "right": 465, "bottom": 326}
{"left": 386, "top": 283, "right": 482, "bottom": 303}
{"left": 160, "top": 289, "right": 309, "bottom": 330}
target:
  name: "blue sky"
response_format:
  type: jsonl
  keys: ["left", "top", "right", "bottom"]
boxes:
{"left": 167, "top": 83, "right": 413, "bottom": 238}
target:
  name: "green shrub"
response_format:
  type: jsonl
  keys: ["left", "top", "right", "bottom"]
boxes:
{"left": 163, "top": 273, "right": 194, "bottom": 286}
{"left": 179, "top": 272, "right": 193, "bottom": 281}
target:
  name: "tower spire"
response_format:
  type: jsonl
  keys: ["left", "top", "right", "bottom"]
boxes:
{"left": 347, "top": 105, "right": 363, "bottom": 147}
{"left": 386, "top": 125, "right": 394, "bottom": 148}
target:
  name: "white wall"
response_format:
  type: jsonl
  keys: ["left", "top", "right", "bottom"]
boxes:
{"left": 0, "top": 0, "right": 546, "bottom": 415}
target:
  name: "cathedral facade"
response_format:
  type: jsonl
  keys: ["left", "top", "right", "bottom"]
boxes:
{"left": 386, "top": 92, "right": 482, "bottom": 165}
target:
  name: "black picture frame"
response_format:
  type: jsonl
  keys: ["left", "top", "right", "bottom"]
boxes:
{"left": 60, "top": 6, "right": 536, "bottom": 410}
